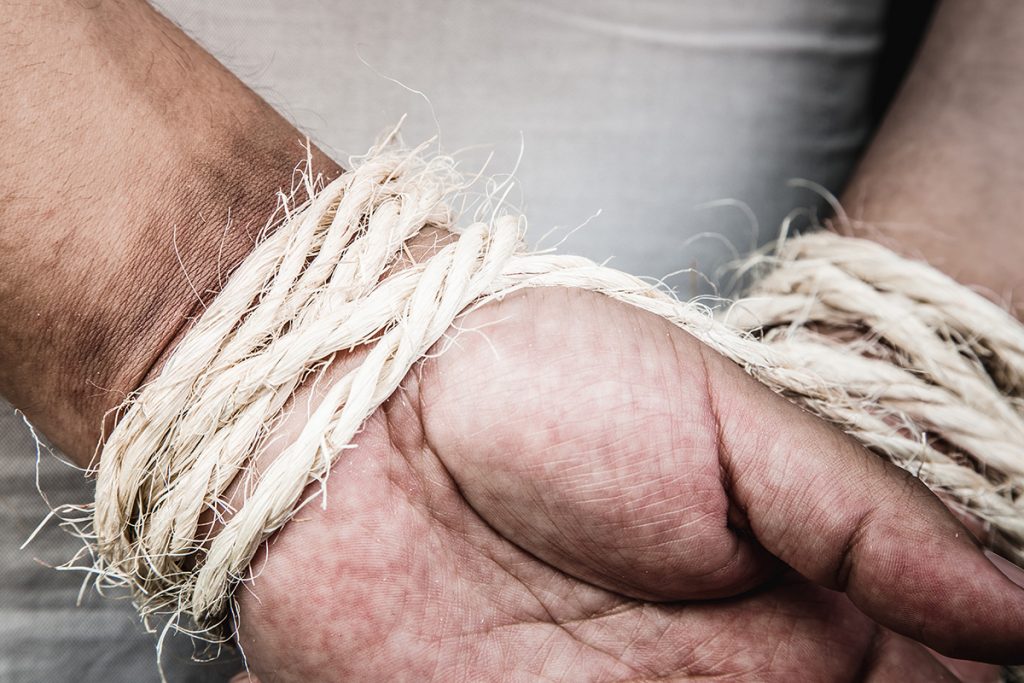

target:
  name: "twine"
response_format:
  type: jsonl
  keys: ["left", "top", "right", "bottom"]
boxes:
{"left": 86, "top": 140, "right": 1024, "bottom": 643}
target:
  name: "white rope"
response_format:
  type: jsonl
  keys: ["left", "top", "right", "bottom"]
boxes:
{"left": 84, "top": 142, "right": 1024, "bottom": 642}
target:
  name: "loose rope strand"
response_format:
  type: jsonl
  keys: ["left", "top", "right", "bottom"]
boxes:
{"left": 70, "top": 142, "right": 1024, "bottom": 646}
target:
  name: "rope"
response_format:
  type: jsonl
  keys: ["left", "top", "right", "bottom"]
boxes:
{"left": 85, "top": 142, "right": 1024, "bottom": 642}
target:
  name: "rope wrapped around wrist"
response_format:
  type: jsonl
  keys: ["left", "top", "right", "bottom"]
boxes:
{"left": 88, "top": 140, "right": 1024, "bottom": 645}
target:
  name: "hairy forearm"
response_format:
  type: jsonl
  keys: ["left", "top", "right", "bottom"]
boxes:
{"left": 0, "top": 0, "right": 340, "bottom": 464}
{"left": 841, "top": 0, "right": 1024, "bottom": 313}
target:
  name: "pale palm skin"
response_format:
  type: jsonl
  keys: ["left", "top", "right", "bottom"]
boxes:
{"left": 234, "top": 288, "right": 1024, "bottom": 682}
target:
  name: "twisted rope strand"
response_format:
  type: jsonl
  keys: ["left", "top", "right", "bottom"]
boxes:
{"left": 85, "top": 145, "right": 1024, "bottom": 643}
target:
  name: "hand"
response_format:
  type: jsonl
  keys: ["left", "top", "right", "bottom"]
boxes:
{"left": 230, "top": 286, "right": 1024, "bottom": 681}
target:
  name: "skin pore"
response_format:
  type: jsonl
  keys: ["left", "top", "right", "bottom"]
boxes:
{"left": 1, "top": 0, "right": 1023, "bottom": 681}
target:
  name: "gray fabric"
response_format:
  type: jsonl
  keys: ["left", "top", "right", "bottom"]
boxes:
{"left": 162, "top": 0, "right": 886, "bottom": 289}
{"left": 0, "top": 1, "right": 887, "bottom": 680}
{"left": 0, "top": 409, "right": 242, "bottom": 682}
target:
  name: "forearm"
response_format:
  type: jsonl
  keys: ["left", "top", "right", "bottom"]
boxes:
{"left": 0, "top": 0, "right": 340, "bottom": 464}
{"left": 841, "top": 0, "right": 1024, "bottom": 313}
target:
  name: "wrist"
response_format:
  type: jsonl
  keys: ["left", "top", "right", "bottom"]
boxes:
{"left": 0, "top": 0, "right": 342, "bottom": 464}
{"left": 837, "top": 0, "right": 1024, "bottom": 318}
{"left": 77, "top": 126, "right": 342, "bottom": 466}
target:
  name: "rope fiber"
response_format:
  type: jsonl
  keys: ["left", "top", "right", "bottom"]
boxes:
{"left": 85, "top": 140, "right": 1024, "bottom": 643}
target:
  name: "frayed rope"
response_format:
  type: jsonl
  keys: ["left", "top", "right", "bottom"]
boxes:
{"left": 59, "top": 137, "right": 1023, "bottom": 651}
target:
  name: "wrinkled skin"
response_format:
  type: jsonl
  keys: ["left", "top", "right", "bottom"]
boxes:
{"left": 233, "top": 288, "right": 1024, "bottom": 682}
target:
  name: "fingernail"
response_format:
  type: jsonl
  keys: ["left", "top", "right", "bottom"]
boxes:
{"left": 984, "top": 549, "right": 1024, "bottom": 589}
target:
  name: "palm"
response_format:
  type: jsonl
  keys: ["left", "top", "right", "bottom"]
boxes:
{"left": 235, "top": 289, "right": 1022, "bottom": 681}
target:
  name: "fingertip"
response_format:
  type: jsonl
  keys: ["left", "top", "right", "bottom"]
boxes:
{"left": 861, "top": 630, "right": 960, "bottom": 683}
{"left": 888, "top": 531, "right": 1024, "bottom": 663}
{"left": 985, "top": 549, "right": 1024, "bottom": 589}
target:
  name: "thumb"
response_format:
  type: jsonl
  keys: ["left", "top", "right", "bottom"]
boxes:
{"left": 229, "top": 672, "right": 260, "bottom": 683}
{"left": 703, "top": 343, "right": 1024, "bottom": 664}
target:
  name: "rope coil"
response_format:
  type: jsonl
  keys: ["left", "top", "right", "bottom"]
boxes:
{"left": 86, "top": 142, "right": 1024, "bottom": 642}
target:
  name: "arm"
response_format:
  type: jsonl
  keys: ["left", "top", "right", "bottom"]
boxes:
{"left": 0, "top": 0, "right": 340, "bottom": 464}
{"left": 842, "top": 0, "right": 1024, "bottom": 314}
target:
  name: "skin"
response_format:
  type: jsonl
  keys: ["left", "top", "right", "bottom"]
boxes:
{"left": 0, "top": 0, "right": 340, "bottom": 456}
{"left": 230, "top": 285, "right": 1024, "bottom": 681}
{"left": 840, "top": 0, "right": 1024, "bottom": 316}
{"left": 1, "top": 1, "right": 1023, "bottom": 681}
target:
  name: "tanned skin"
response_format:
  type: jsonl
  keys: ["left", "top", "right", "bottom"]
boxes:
{"left": 841, "top": 1, "right": 1024, "bottom": 316}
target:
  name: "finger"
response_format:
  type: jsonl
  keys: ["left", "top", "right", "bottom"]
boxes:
{"left": 229, "top": 672, "right": 260, "bottom": 683}
{"left": 987, "top": 549, "right": 1024, "bottom": 589}
{"left": 930, "top": 651, "right": 1003, "bottom": 683}
{"left": 701, "top": 343, "right": 1024, "bottom": 663}
{"left": 861, "top": 630, "right": 960, "bottom": 683}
